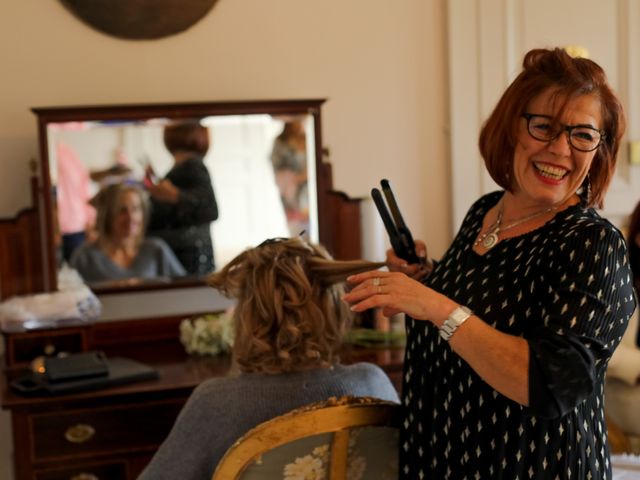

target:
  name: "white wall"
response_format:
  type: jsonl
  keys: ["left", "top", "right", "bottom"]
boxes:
{"left": 448, "top": 0, "right": 640, "bottom": 230}
{"left": 0, "top": 1, "right": 450, "bottom": 254}
{"left": 0, "top": 1, "right": 449, "bottom": 478}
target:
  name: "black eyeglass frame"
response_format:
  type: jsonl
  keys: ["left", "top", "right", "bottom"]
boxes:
{"left": 521, "top": 113, "right": 606, "bottom": 152}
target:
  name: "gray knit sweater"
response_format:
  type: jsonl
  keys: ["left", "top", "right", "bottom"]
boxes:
{"left": 138, "top": 362, "right": 399, "bottom": 480}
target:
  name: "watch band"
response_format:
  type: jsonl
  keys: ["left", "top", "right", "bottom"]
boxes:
{"left": 439, "top": 306, "right": 473, "bottom": 341}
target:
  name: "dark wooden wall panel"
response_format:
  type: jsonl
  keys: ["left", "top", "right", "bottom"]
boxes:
{"left": 326, "top": 191, "right": 362, "bottom": 260}
{"left": 0, "top": 206, "right": 44, "bottom": 300}
{"left": 0, "top": 176, "right": 45, "bottom": 300}
{"left": 318, "top": 161, "right": 362, "bottom": 260}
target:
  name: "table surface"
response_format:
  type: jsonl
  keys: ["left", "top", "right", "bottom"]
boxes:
{"left": 1, "top": 343, "right": 405, "bottom": 410}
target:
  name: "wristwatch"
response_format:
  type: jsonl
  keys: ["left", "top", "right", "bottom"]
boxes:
{"left": 439, "top": 306, "right": 473, "bottom": 341}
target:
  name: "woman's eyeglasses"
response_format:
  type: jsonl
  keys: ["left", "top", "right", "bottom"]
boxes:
{"left": 522, "top": 113, "right": 605, "bottom": 152}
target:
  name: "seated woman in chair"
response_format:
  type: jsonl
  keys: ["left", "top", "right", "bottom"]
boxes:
{"left": 139, "top": 237, "right": 399, "bottom": 480}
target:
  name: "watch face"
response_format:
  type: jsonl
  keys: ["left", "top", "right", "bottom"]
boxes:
{"left": 450, "top": 306, "right": 471, "bottom": 324}
{"left": 59, "top": 0, "right": 219, "bottom": 39}
{"left": 440, "top": 307, "right": 472, "bottom": 342}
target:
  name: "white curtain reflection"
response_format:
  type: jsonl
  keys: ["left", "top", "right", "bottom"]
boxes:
{"left": 203, "top": 115, "right": 288, "bottom": 267}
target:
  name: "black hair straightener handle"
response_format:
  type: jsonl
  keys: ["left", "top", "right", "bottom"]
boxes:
{"left": 371, "top": 179, "right": 421, "bottom": 265}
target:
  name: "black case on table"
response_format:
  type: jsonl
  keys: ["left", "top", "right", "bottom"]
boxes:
{"left": 11, "top": 352, "right": 159, "bottom": 395}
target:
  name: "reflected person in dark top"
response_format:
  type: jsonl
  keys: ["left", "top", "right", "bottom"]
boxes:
{"left": 146, "top": 122, "right": 219, "bottom": 275}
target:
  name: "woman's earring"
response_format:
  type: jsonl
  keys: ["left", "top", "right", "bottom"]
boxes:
{"left": 578, "top": 174, "right": 592, "bottom": 204}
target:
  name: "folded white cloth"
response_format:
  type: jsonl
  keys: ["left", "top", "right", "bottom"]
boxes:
{"left": 612, "top": 453, "right": 640, "bottom": 478}
{"left": 0, "top": 285, "right": 101, "bottom": 332}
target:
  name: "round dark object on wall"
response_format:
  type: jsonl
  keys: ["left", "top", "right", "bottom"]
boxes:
{"left": 59, "top": 0, "right": 219, "bottom": 40}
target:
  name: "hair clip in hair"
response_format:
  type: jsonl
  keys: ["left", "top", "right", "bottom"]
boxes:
{"left": 257, "top": 237, "right": 288, "bottom": 248}
{"left": 257, "top": 230, "right": 307, "bottom": 248}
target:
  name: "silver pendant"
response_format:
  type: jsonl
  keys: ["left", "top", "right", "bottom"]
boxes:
{"left": 482, "top": 231, "right": 499, "bottom": 249}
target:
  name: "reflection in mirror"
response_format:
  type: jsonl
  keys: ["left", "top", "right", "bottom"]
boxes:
{"left": 46, "top": 113, "right": 318, "bottom": 290}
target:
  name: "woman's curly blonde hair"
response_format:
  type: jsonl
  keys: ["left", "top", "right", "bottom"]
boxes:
{"left": 208, "top": 237, "right": 385, "bottom": 374}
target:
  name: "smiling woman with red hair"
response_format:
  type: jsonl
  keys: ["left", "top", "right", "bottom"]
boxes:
{"left": 345, "top": 48, "right": 635, "bottom": 479}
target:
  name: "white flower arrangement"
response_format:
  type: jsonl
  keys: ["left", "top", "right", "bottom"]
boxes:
{"left": 179, "top": 310, "right": 234, "bottom": 356}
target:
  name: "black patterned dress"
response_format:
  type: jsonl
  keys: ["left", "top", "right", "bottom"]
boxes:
{"left": 148, "top": 156, "right": 218, "bottom": 275}
{"left": 400, "top": 191, "right": 636, "bottom": 479}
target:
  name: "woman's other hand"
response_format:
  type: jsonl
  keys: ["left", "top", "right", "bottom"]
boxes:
{"left": 147, "top": 180, "right": 180, "bottom": 203}
{"left": 386, "top": 240, "right": 432, "bottom": 280}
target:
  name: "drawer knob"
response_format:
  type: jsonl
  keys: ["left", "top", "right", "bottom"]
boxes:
{"left": 65, "top": 424, "right": 96, "bottom": 444}
{"left": 70, "top": 474, "right": 99, "bottom": 480}
{"left": 43, "top": 342, "right": 56, "bottom": 356}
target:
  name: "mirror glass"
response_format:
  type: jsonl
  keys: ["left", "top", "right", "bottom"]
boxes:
{"left": 36, "top": 101, "right": 324, "bottom": 292}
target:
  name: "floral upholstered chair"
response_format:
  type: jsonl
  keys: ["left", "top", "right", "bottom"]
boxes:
{"left": 211, "top": 396, "right": 400, "bottom": 480}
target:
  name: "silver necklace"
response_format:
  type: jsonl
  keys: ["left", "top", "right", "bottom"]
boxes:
{"left": 474, "top": 198, "right": 559, "bottom": 250}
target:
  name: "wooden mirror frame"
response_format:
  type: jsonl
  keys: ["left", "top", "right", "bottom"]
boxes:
{"left": 32, "top": 99, "right": 357, "bottom": 293}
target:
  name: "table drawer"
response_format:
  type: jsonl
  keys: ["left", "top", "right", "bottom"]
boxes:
{"left": 5, "top": 329, "right": 87, "bottom": 367}
{"left": 30, "top": 400, "right": 183, "bottom": 461}
{"left": 35, "top": 460, "right": 127, "bottom": 480}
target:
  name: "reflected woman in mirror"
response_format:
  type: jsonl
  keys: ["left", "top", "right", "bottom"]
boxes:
{"left": 70, "top": 183, "right": 185, "bottom": 285}
{"left": 138, "top": 237, "right": 399, "bottom": 480}
{"left": 55, "top": 140, "right": 96, "bottom": 263}
{"left": 146, "top": 121, "right": 219, "bottom": 275}
{"left": 270, "top": 119, "right": 309, "bottom": 235}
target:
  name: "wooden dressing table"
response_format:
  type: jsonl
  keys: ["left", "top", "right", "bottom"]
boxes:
{"left": 1, "top": 317, "right": 404, "bottom": 480}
